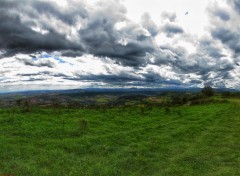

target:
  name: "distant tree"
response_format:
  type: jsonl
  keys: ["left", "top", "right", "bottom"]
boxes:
{"left": 171, "top": 96, "right": 181, "bottom": 105}
{"left": 201, "top": 86, "right": 214, "bottom": 97}
{"left": 16, "top": 99, "right": 23, "bottom": 107}
{"left": 222, "top": 91, "right": 231, "bottom": 98}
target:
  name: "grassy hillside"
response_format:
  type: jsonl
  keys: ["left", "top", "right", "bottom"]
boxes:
{"left": 1, "top": 100, "right": 240, "bottom": 175}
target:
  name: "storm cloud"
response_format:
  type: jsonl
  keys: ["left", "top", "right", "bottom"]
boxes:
{"left": 0, "top": 1, "right": 84, "bottom": 58}
{"left": 0, "top": 0, "right": 240, "bottom": 91}
{"left": 0, "top": 0, "right": 157, "bottom": 67}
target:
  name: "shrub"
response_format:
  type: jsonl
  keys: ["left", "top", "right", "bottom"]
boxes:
{"left": 165, "top": 107, "right": 170, "bottom": 114}
{"left": 201, "top": 86, "right": 214, "bottom": 97}
{"left": 79, "top": 119, "right": 88, "bottom": 134}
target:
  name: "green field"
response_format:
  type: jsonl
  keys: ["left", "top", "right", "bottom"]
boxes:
{"left": 1, "top": 100, "right": 240, "bottom": 175}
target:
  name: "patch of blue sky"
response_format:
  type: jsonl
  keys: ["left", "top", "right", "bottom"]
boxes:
{"left": 31, "top": 57, "right": 38, "bottom": 61}
{"left": 54, "top": 56, "right": 66, "bottom": 63}
{"left": 41, "top": 53, "right": 51, "bottom": 58}
{"left": 31, "top": 53, "right": 66, "bottom": 64}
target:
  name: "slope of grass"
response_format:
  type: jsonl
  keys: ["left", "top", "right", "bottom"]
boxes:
{"left": 0, "top": 101, "right": 240, "bottom": 175}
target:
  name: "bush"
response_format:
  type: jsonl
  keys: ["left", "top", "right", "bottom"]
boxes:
{"left": 165, "top": 107, "right": 170, "bottom": 114}
{"left": 201, "top": 86, "right": 214, "bottom": 97}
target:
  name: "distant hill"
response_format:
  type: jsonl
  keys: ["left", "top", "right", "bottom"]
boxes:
{"left": 0, "top": 87, "right": 238, "bottom": 96}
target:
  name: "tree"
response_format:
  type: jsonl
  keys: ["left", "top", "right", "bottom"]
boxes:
{"left": 201, "top": 86, "right": 214, "bottom": 97}
{"left": 222, "top": 91, "right": 231, "bottom": 98}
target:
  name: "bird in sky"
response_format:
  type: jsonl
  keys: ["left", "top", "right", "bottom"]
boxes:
{"left": 185, "top": 11, "right": 189, "bottom": 15}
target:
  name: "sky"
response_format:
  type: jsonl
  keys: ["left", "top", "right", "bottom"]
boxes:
{"left": 0, "top": 0, "right": 240, "bottom": 92}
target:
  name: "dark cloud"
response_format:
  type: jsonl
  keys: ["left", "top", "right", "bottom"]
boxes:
{"left": 0, "top": 0, "right": 184, "bottom": 71}
{"left": 31, "top": 1, "right": 88, "bottom": 25}
{"left": 0, "top": 1, "right": 84, "bottom": 58}
{"left": 215, "top": 9, "right": 230, "bottom": 21}
{"left": 0, "top": 0, "right": 159, "bottom": 67}
{"left": 0, "top": 0, "right": 240, "bottom": 89}
{"left": 198, "top": 38, "right": 225, "bottom": 58}
{"left": 65, "top": 74, "right": 142, "bottom": 83}
{"left": 78, "top": 1, "right": 156, "bottom": 66}
{"left": 189, "top": 80, "right": 202, "bottom": 84}
{"left": 61, "top": 50, "right": 84, "bottom": 57}
{"left": 25, "top": 78, "right": 46, "bottom": 82}
{"left": 208, "top": 1, "right": 240, "bottom": 60}
{"left": 63, "top": 70, "right": 184, "bottom": 87}
{"left": 211, "top": 28, "right": 240, "bottom": 54}
{"left": 143, "top": 71, "right": 181, "bottom": 85}
{"left": 208, "top": 3, "right": 230, "bottom": 21}
{"left": 162, "top": 23, "right": 184, "bottom": 37}
{"left": 18, "top": 71, "right": 67, "bottom": 77}
{"left": 17, "top": 58, "right": 55, "bottom": 68}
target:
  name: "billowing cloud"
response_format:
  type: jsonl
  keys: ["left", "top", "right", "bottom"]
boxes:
{"left": 0, "top": 0, "right": 84, "bottom": 58}
{"left": 161, "top": 12, "right": 177, "bottom": 22}
{"left": 141, "top": 13, "right": 159, "bottom": 36}
{"left": 0, "top": 0, "right": 240, "bottom": 92}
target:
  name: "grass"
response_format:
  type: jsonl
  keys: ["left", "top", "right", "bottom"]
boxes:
{"left": 0, "top": 100, "right": 240, "bottom": 175}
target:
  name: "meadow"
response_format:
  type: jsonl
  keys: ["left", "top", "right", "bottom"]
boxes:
{"left": 0, "top": 98, "right": 240, "bottom": 175}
